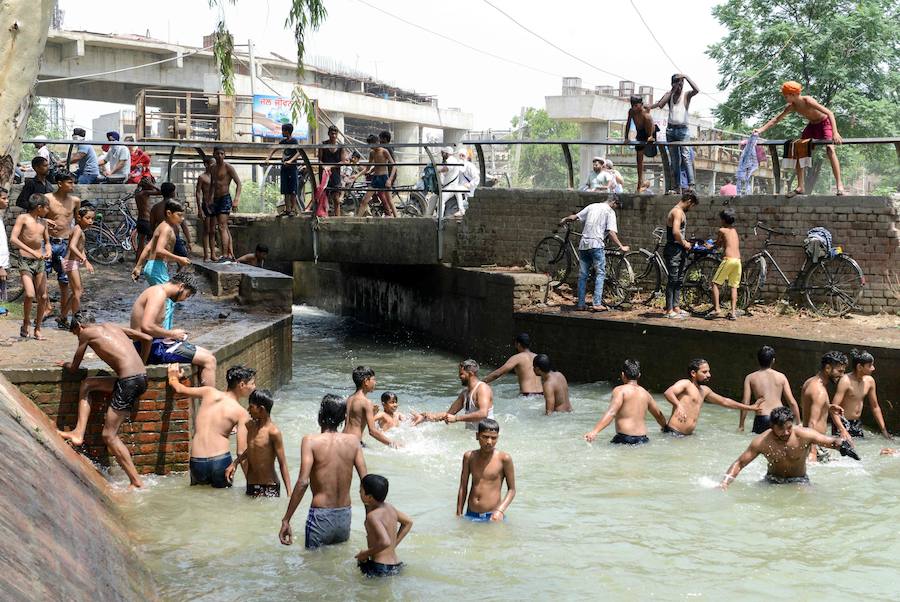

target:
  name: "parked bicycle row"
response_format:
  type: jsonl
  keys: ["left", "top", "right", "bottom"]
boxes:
{"left": 533, "top": 192, "right": 865, "bottom": 319}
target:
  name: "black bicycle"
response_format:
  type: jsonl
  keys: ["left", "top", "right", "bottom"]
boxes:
{"left": 532, "top": 222, "right": 634, "bottom": 308}
{"left": 341, "top": 181, "right": 427, "bottom": 217}
{"left": 741, "top": 221, "right": 865, "bottom": 317}
{"left": 84, "top": 192, "right": 138, "bottom": 265}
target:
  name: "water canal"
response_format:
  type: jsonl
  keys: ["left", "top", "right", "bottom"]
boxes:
{"left": 120, "top": 306, "right": 900, "bottom": 600}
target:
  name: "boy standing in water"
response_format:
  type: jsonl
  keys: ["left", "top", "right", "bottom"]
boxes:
{"left": 457, "top": 419, "right": 516, "bottom": 522}
{"left": 738, "top": 346, "right": 801, "bottom": 434}
{"left": 532, "top": 354, "right": 571, "bottom": 414}
{"left": 584, "top": 359, "right": 667, "bottom": 445}
{"left": 10, "top": 194, "right": 51, "bottom": 339}
{"left": 800, "top": 351, "right": 852, "bottom": 461}
{"left": 832, "top": 349, "right": 892, "bottom": 439}
{"left": 708, "top": 208, "right": 741, "bottom": 320}
{"left": 356, "top": 474, "right": 413, "bottom": 577}
{"left": 344, "top": 366, "right": 397, "bottom": 447}
{"left": 224, "top": 389, "right": 292, "bottom": 497}
{"left": 374, "top": 392, "right": 406, "bottom": 432}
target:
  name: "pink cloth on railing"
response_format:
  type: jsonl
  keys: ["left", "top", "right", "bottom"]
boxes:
{"left": 314, "top": 167, "right": 330, "bottom": 217}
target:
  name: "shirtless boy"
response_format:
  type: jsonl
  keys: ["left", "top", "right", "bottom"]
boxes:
{"left": 224, "top": 388, "right": 291, "bottom": 497}
{"left": 236, "top": 244, "right": 268, "bottom": 268}
{"left": 708, "top": 208, "right": 741, "bottom": 320}
{"left": 738, "top": 346, "right": 802, "bottom": 434}
{"left": 10, "top": 194, "right": 50, "bottom": 339}
{"left": 831, "top": 349, "right": 891, "bottom": 439}
{"left": 356, "top": 474, "right": 413, "bottom": 577}
{"left": 482, "top": 333, "right": 543, "bottom": 396}
{"left": 374, "top": 392, "right": 406, "bottom": 432}
{"left": 168, "top": 364, "right": 254, "bottom": 488}
{"left": 131, "top": 272, "right": 218, "bottom": 385}
{"left": 43, "top": 171, "right": 81, "bottom": 328}
{"left": 800, "top": 351, "right": 852, "bottom": 461}
{"left": 532, "top": 353, "right": 571, "bottom": 414}
{"left": 721, "top": 406, "right": 859, "bottom": 490}
{"left": 358, "top": 135, "right": 396, "bottom": 217}
{"left": 457, "top": 419, "right": 516, "bottom": 522}
{"left": 206, "top": 146, "right": 242, "bottom": 260}
{"left": 424, "top": 360, "right": 495, "bottom": 429}
{"left": 134, "top": 177, "right": 162, "bottom": 259}
{"left": 662, "top": 359, "right": 762, "bottom": 436}
{"left": 624, "top": 95, "right": 659, "bottom": 192}
{"left": 195, "top": 156, "right": 216, "bottom": 261}
{"left": 57, "top": 311, "right": 151, "bottom": 488}
{"left": 755, "top": 80, "right": 844, "bottom": 196}
{"left": 279, "top": 394, "right": 368, "bottom": 549}
{"left": 344, "top": 366, "right": 396, "bottom": 447}
{"left": 132, "top": 198, "right": 191, "bottom": 284}
{"left": 584, "top": 359, "right": 667, "bottom": 444}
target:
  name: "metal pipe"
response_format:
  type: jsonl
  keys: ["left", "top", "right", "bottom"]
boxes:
{"left": 767, "top": 144, "right": 781, "bottom": 194}
{"left": 423, "top": 146, "right": 442, "bottom": 261}
{"left": 560, "top": 143, "right": 574, "bottom": 190}
{"left": 474, "top": 143, "right": 486, "bottom": 188}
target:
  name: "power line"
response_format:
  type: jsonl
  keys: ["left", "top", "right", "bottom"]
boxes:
{"left": 36, "top": 45, "right": 214, "bottom": 84}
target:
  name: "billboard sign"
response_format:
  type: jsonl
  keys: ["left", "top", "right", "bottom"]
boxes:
{"left": 251, "top": 95, "right": 311, "bottom": 140}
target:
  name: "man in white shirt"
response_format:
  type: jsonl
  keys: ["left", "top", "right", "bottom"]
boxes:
{"left": 437, "top": 146, "right": 465, "bottom": 217}
{"left": 559, "top": 197, "right": 630, "bottom": 311}
{"left": 583, "top": 157, "right": 614, "bottom": 192}
{"left": 97, "top": 131, "right": 131, "bottom": 184}
{"left": 32, "top": 135, "right": 51, "bottom": 162}
{"left": 457, "top": 148, "right": 479, "bottom": 216}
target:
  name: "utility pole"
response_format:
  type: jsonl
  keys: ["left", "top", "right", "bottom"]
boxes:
{"left": 248, "top": 39, "right": 259, "bottom": 185}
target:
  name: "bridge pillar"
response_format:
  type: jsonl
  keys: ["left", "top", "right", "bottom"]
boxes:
{"left": 443, "top": 128, "right": 466, "bottom": 145}
{"left": 579, "top": 121, "right": 609, "bottom": 186}
{"left": 393, "top": 122, "right": 421, "bottom": 185}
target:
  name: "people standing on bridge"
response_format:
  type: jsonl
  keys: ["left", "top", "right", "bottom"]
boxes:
{"left": 207, "top": 146, "right": 241, "bottom": 261}
{"left": 125, "top": 136, "right": 153, "bottom": 184}
{"left": 457, "top": 148, "right": 479, "bottom": 216}
{"left": 653, "top": 74, "right": 699, "bottom": 193}
{"left": 559, "top": 195, "right": 629, "bottom": 312}
{"left": 97, "top": 131, "right": 130, "bottom": 184}
{"left": 719, "top": 177, "right": 737, "bottom": 197}
{"left": 663, "top": 191, "right": 698, "bottom": 319}
{"left": 624, "top": 95, "right": 659, "bottom": 192}
{"left": 64, "top": 127, "right": 100, "bottom": 185}
{"left": 481, "top": 333, "right": 543, "bottom": 396}
{"left": 437, "top": 146, "right": 464, "bottom": 217}
{"left": 831, "top": 349, "right": 892, "bottom": 440}
{"left": 268, "top": 123, "right": 303, "bottom": 216}
{"left": 317, "top": 125, "right": 345, "bottom": 216}
{"left": 582, "top": 157, "right": 613, "bottom": 192}
{"left": 754, "top": 81, "right": 845, "bottom": 196}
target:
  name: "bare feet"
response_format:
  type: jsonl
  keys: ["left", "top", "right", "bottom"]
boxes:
{"left": 33, "top": 327, "right": 46, "bottom": 341}
{"left": 58, "top": 430, "right": 84, "bottom": 447}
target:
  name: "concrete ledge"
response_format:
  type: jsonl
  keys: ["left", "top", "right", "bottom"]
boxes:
{"left": 194, "top": 261, "right": 293, "bottom": 313}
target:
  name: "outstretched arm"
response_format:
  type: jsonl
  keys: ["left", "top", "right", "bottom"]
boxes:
{"left": 739, "top": 375, "right": 752, "bottom": 431}
{"left": 446, "top": 387, "right": 493, "bottom": 425}
{"left": 705, "top": 388, "right": 762, "bottom": 412}
{"left": 755, "top": 105, "right": 793, "bottom": 135}
{"left": 584, "top": 389, "right": 624, "bottom": 442}
{"left": 166, "top": 364, "right": 212, "bottom": 398}
{"left": 721, "top": 442, "right": 761, "bottom": 490}
{"left": 60, "top": 340, "right": 89, "bottom": 371}
{"left": 482, "top": 358, "right": 517, "bottom": 384}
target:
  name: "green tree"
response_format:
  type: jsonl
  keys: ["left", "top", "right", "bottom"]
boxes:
{"left": 19, "top": 101, "right": 65, "bottom": 163}
{"left": 510, "top": 108, "right": 579, "bottom": 189}
{"left": 707, "top": 0, "right": 900, "bottom": 193}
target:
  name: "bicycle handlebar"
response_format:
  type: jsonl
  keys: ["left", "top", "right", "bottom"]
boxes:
{"left": 755, "top": 221, "right": 796, "bottom": 237}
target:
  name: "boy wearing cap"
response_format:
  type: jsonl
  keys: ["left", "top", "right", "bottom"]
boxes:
{"left": 754, "top": 81, "right": 845, "bottom": 196}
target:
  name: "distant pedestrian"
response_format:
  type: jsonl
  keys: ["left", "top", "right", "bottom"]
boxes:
{"left": 97, "top": 131, "right": 130, "bottom": 184}
{"left": 583, "top": 157, "right": 613, "bottom": 192}
{"left": 654, "top": 74, "right": 699, "bottom": 193}
{"left": 719, "top": 178, "right": 737, "bottom": 196}
{"left": 436, "top": 146, "right": 464, "bottom": 217}
{"left": 267, "top": 123, "right": 303, "bottom": 216}
{"left": 605, "top": 159, "right": 624, "bottom": 194}
{"left": 65, "top": 127, "right": 100, "bottom": 184}
{"left": 457, "top": 148, "right": 479, "bottom": 216}
{"left": 125, "top": 136, "right": 153, "bottom": 184}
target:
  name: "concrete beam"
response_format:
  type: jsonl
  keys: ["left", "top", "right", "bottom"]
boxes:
{"left": 61, "top": 38, "right": 84, "bottom": 60}
{"left": 162, "top": 51, "right": 183, "bottom": 70}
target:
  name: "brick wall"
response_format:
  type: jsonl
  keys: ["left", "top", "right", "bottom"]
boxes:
{"left": 455, "top": 189, "right": 900, "bottom": 314}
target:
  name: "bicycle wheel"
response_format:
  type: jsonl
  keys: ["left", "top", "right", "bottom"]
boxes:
{"left": 623, "top": 250, "right": 663, "bottom": 306}
{"left": 533, "top": 237, "right": 571, "bottom": 285}
{"left": 681, "top": 255, "right": 719, "bottom": 315}
{"left": 85, "top": 227, "right": 122, "bottom": 265}
{"left": 803, "top": 255, "right": 864, "bottom": 317}
{"left": 398, "top": 191, "right": 427, "bottom": 217}
{"left": 602, "top": 252, "right": 634, "bottom": 308}
{"left": 738, "top": 254, "right": 767, "bottom": 310}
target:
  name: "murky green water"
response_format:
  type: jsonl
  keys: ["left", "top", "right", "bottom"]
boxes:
{"left": 121, "top": 306, "right": 900, "bottom": 600}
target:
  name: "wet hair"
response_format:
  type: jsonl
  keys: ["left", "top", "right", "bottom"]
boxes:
{"left": 69, "top": 310, "right": 96, "bottom": 332}
{"left": 76, "top": 206, "right": 95, "bottom": 219}
{"left": 533, "top": 353, "right": 551, "bottom": 373}
{"left": 681, "top": 190, "right": 699, "bottom": 205}
{"left": 27, "top": 194, "right": 48, "bottom": 211}
{"left": 849, "top": 348, "right": 874, "bottom": 370}
{"left": 757, "top": 345, "right": 776, "bottom": 368}
{"left": 213, "top": 145, "right": 225, "bottom": 154}
{"left": 688, "top": 358, "right": 708, "bottom": 374}
{"left": 256, "top": 244, "right": 269, "bottom": 253}
{"left": 31, "top": 156, "right": 48, "bottom": 169}
{"left": 381, "top": 391, "right": 398, "bottom": 404}
{"left": 366, "top": 134, "right": 378, "bottom": 144}
{"left": 379, "top": 130, "right": 392, "bottom": 143}
{"left": 629, "top": 94, "right": 643, "bottom": 106}
{"left": 460, "top": 359, "right": 479, "bottom": 374}
{"left": 73, "top": 127, "right": 86, "bottom": 138}
{"left": 249, "top": 388, "right": 274, "bottom": 414}
{"left": 202, "top": 155, "right": 213, "bottom": 165}
{"left": 226, "top": 365, "right": 257, "bottom": 389}
{"left": 622, "top": 358, "right": 641, "bottom": 380}
{"left": 770, "top": 405, "right": 794, "bottom": 426}
{"left": 821, "top": 350, "right": 848, "bottom": 369}
{"left": 160, "top": 182, "right": 177, "bottom": 198}
{"left": 352, "top": 366, "right": 375, "bottom": 389}
{"left": 56, "top": 171, "right": 75, "bottom": 183}
{"left": 515, "top": 332, "right": 531, "bottom": 349}
{"left": 165, "top": 199, "right": 184, "bottom": 214}
{"left": 477, "top": 418, "right": 500, "bottom": 434}
{"left": 719, "top": 208, "right": 736, "bottom": 225}
{"left": 172, "top": 271, "right": 199, "bottom": 294}
{"left": 361, "top": 474, "right": 389, "bottom": 502}
{"left": 281, "top": 123, "right": 294, "bottom": 135}
{"left": 318, "top": 393, "right": 346, "bottom": 430}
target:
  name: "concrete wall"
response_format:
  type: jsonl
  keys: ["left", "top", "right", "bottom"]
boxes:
{"left": 0, "top": 374, "right": 157, "bottom": 601}
{"left": 455, "top": 189, "right": 900, "bottom": 314}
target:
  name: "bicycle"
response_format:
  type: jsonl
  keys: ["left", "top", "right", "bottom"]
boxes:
{"left": 340, "top": 181, "right": 427, "bottom": 217}
{"left": 532, "top": 222, "right": 634, "bottom": 308}
{"left": 84, "top": 192, "right": 138, "bottom": 265}
{"left": 741, "top": 221, "right": 865, "bottom": 317}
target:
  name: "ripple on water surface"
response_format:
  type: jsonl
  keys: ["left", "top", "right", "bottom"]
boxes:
{"left": 119, "top": 305, "right": 900, "bottom": 600}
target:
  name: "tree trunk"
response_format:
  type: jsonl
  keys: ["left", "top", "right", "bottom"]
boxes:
{"left": 0, "top": 0, "right": 53, "bottom": 187}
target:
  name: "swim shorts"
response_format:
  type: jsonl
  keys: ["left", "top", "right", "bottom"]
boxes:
{"left": 136, "top": 218, "right": 152, "bottom": 237}
{"left": 611, "top": 433, "right": 650, "bottom": 445}
{"left": 173, "top": 234, "right": 188, "bottom": 258}
{"left": 358, "top": 559, "right": 403, "bottom": 577}
{"left": 800, "top": 116, "right": 833, "bottom": 141}
{"left": 636, "top": 124, "right": 660, "bottom": 156}
{"left": 62, "top": 258, "right": 83, "bottom": 273}
{"left": 46, "top": 237, "right": 70, "bottom": 284}
{"left": 371, "top": 174, "right": 389, "bottom": 189}
{"left": 135, "top": 338, "right": 197, "bottom": 364}
{"left": 109, "top": 373, "right": 148, "bottom": 412}
{"left": 752, "top": 413, "right": 772, "bottom": 434}
{"left": 832, "top": 417, "right": 865, "bottom": 438}
{"left": 201, "top": 202, "right": 213, "bottom": 218}
{"left": 213, "top": 193, "right": 233, "bottom": 215}
{"left": 713, "top": 257, "right": 742, "bottom": 288}
{"left": 520, "top": 392, "right": 544, "bottom": 397}
{"left": 464, "top": 510, "right": 499, "bottom": 522}
{"left": 662, "top": 425, "right": 688, "bottom": 437}
{"left": 280, "top": 164, "right": 299, "bottom": 195}
{"left": 246, "top": 483, "right": 281, "bottom": 498}
{"left": 764, "top": 473, "right": 810, "bottom": 485}
{"left": 190, "top": 452, "right": 233, "bottom": 488}
{"left": 17, "top": 255, "right": 45, "bottom": 277}
{"left": 143, "top": 258, "right": 170, "bottom": 286}
{"left": 305, "top": 506, "right": 352, "bottom": 549}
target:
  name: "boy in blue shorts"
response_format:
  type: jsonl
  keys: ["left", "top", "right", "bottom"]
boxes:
{"left": 456, "top": 419, "right": 516, "bottom": 522}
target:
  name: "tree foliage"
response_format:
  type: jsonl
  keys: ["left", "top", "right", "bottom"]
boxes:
{"left": 707, "top": 0, "right": 900, "bottom": 192}
{"left": 510, "top": 108, "right": 579, "bottom": 189}
{"left": 18, "top": 102, "right": 64, "bottom": 163}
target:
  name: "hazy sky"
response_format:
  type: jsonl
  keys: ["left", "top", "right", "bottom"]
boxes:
{"left": 56, "top": 0, "right": 731, "bottom": 134}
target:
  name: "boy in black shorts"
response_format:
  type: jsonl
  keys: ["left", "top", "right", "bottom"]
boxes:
{"left": 224, "top": 389, "right": 291, "bottom": 497}
{"left": 134, "top": 177, "right": 162, "bottom": 260}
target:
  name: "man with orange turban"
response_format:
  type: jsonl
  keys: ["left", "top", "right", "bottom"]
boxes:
{"left": 754, "top": 81, "right": 845, "bottom": 196}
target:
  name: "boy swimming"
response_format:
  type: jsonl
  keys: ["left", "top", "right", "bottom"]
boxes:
{"left": 356, "top": 474, "right": 413, "bottom": 577}
{"left": 456, "top": 419, "right": 516, "bottom": 522}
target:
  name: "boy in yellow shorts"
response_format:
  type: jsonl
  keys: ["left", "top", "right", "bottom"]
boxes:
{"left": 709, "top": 208, "right": 741, "bottom": 321}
